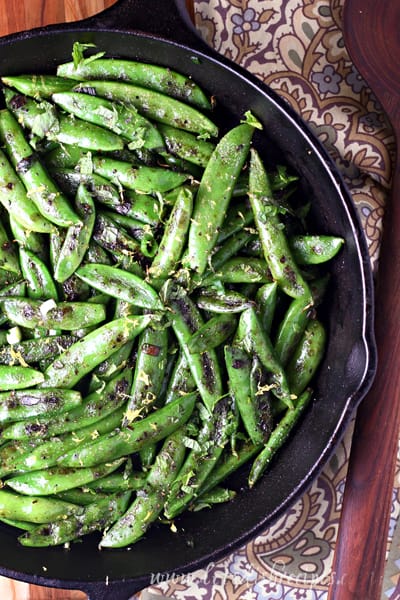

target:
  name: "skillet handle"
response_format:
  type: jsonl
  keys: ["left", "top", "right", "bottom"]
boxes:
{"left": 79, "top": 579, "right": 146, "bottom": 599}
{"left": 75, "top": 0, "right": 211, "bottom": 55}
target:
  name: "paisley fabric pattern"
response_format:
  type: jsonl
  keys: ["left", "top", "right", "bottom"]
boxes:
{"left": 138, "top": 1, "right": 398, "bottom": 598}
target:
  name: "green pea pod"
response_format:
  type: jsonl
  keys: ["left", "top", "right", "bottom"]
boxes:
{"left": 100, "top": 421, "right": 190, "bottom": 548}
{"left": 55, "top": 113, "right": 124, "bottom": 152}
{"left": 1, "top": 369, "right": 130, "bottom": 439}
{"left": 40, "top": 313, "right": 155, "bottom": 389}
{"left": 210, "top": 230, "right": 256, "bottom": 272}
{"left": 43, "top": 143, "right": 87, "bottom": 170}
{"left": 0, "top": 365, "right": 44, "bottom": 390}
{"left": 163, "top": 351, "right": 196, "bottom": 405}
{"left": 0, "top": 110, "right": 81, "bottom": 228}
{"left": 53, "top": 184, "right": 96, "bottom": 283}
{"left": 99, "top": 212, "right": 158, "bottom": 258}
{"left": 248, "top": 148, "right": 311, "bottom": 300}
{"left": 289, "top": 235, "right": 345, "bottom": 265}
{"left": 201, "top": 257, "right": 271, "bottom": 286}
{"left": 57, "top": 391, "right": 197, "bottom": 468}
{"left": 255, "top": 282, "right": 278, "bottom": 335}
{"left": 57, "top": 57, "right": 211, "bottom": 109}
{"left": 0, "top": 220, "right": 20, "bottom": 275}
{"left": 19, "top": 248, "right": 58, "bottom": 301}
{"left": 8, "top": 216, "right": 48, "bottom": 262}
{"left": 123, "top": 324, "right": 168, "bottom": 426}
{"left": 216, "top": 198, "right": 253, "bottom": 244}
{"left": 86, "top": 470, "right": 146, "bottom": 494}
{"left": 92, "top": 156, "right": 187, "bottom": 194}
{"left": 158, "top": 123, "right": 215, "bottom": 167}
{"left": 4, "top": 88, "right": 59, "bottom": 139}
{"left": 225, "top": 345, "right": 271, "bottom": 446}
{"left": 236, "top": 306, "right": 293, "bottom": 408}
{"left": 161, "top": 279, "right": 223, "bottom": 412}
{"left": 76, "top": 263, "right": 163, "bottom": 310}
{"left": 0, "top": 334, "right": 76, "bottom": 366}
{"left": 52, "top": 92, "right": 164, "bottom": 151}
{"left": 184, "top": 123, "right": 254, "bottom": 275}
{"left": 0, "top": 297, "right": 106, "bottom": 330}
{"left": 248, "top": 389, "right": 312, "bottom": 487}
{"left": 195, "top": 288, "right": 254, "bottom": 314}
{"left": 7, "top": 457, "right": 125, "bottom": 496}
{"left": 14, "top": 405, "right": 127, "bottom": 472}
{"left": 74, "top": 80, "right": 218, "bottom": 138}
{"left": 19, "top": 491, "right": 131, "bottom": 547}
{"left": 164, "top": 396, "right": 237, "bottom": 519}
{"left": 198, "top": 439, "right": 262, "bottom": 496}
{"left": 286, "top": 319, "right": 327, "bottom": 396}
{"left": 0, "top": 149, "right": 55, "bottom": 233}
{"left": 192, "top": 487, "right": 236, "bottom": 511}
{"left": 0, "top": 389, "right": 81, "bottom": 427}
{"left": 249, "top": 355, "right": 274, "bottom": 441}
{"left": 188, "top": 314, "right": 237, "bottom": 354}
{"left": 148, "top": 186, "right": 193, "bottom": 286}
{"left": 91, "top": 213, "right": 144, "bottom": 274}
{"left": 0, "top": 488, "right": 82, "bottom": 524}
{"left": 1, "top": 74, "right": 75, "bottom": 98}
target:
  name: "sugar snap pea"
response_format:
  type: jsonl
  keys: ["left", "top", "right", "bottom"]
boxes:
{"left": 1, "top": 74, "right": 75, "bottom": 98}
{"left": 57, "top": 391, "right": 197, "bottom": 468}
{"left": 0, "top": 365, "right": 44, "bottom": 390}
{"left": 57, "top": 56, "right": 211, "bottom": 109}
{"left": 289, "top": 234, "right": 345, "bottom": 265}
{"left": 74, "top": 80, "right": 218, "bottom": 138}
{"left": 0, "top": 488, "right": 82, "bottom": 524}
{"left": 40, "top": 314, "right": 154, "bottom": 389}
{"left": 0, "top": 220, "right": 20, "bottom": 275}
{"left": 0, "top": 389, "right": 81, "bottom": 426}
{"left": 19, "top": 491, "right": 131, "bottom": 547}
{"left": 0, "top": 109, "right": 81, "bottom": 228}
{"left": 184, "top": 123, "right": 254, "bottom": 275}
{"left": 286, "top": 319, "right": 327, "bottom": 396}
{"left": 19, "top": 248, "right": 58, "bottom": 301}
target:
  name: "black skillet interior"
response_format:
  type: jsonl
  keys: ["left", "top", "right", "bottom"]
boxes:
{"left": 0, "top": 1, "right": 377, "bottom": 598}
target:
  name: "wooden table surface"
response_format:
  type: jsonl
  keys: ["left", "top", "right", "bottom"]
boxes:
{"left": 0, "top": 2, "right": 116, "bottom": 599}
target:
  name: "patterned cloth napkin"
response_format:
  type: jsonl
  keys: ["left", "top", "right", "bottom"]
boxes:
{"left": 140, "top": 1, "right": 398, "bottom": 598}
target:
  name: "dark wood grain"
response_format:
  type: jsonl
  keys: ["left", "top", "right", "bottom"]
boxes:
{"left": 329, "top": 1, "right": 400, "bottom": 598}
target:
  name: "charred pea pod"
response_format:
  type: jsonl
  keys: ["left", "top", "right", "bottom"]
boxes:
{"left": 52, "top": 91, "right": 164, "bottom": 151}
{"left": 158, "top": 123, "right": 215, "bottom": 167}
{"left": 1, "top": 74, "right": 75, "bottom": 98}
{"left": 74, "top": 80, "right": 218, "bottom": 138}
{"left": 164, "top": 396, "right": 238, "bottom": 519}
{"left": 3, "top": 87, "right": 59, "bottom": 140}
{"left": 19, "top": 491, "right": 131, "bottom": 547}
{"left": 191, "top": 486, "right": 236, "bottom": 511}
{"left": 148, "top": 186, "right": 193, "bottom": 288}
{"left": 288, "top": 234, "right": 345, "bottom": 265}
{"left": 76, "top": 263, "right": 163, "bottom": 310}
{"left": 92, "top": 156, "right": 187, "bottom": 194}
{"left": 248, "top": 148, "right": 311, "bottom": 300}
{"left": 100, "top": 421, "right": 190, "bottom": 548}
{"left": 187, "top": 314, "right": 237, "bottom": 354}
{"left": 0, "top": 488, "right": 83, "bottom": 524}
{"left": 183, "top": 123, "right": 254, "bottom": 275}
{"left": 53, "top": 183, "right": 96, "bottom": 283}
{"left": 0, "top": 334, "right": 77, "bottom": 366}
{"left": 57, "top": 391, "right": 197, "bottom": 468}
{"left": 198, "top": 438, "right": 262, "bottom": 496}
{"left": 0, "top": 220, "right": 20, "bottom": 275}
{"left": 286, "top": 319, "right": 327, "bottom": 396}
{"left": 0, "top": 110, "right": 81, "bottom": 228}
{"left": 225, "top": 345, "right": 271, "bottom": 446}
{"left": 55, "top": 113, "right": 125, "bottom": 152}
{"left": 201, "top": 257, "right": 271, "bottom": 286}
{"left": 100, "top": 212, "right": 158, "bottom": 259}
{"left": 161, "top": 279, "right": 223, "bottom": 412}
{"left": 19, "top": 248, "right": 58, "bottom": 301}
{"left": 255, "top": 282, "right": 278, "bottom": 335}
{"left": 13, "top": 405, "right": 127, "bottom": 473}
{"left": 43, "top": 144, "right": 88, "bottom": 170}
{"left": 8, "top": 216, "right": 48, "bottom": 263}
{"left": 6, "top": 457, "right": 125, "bottom": 496}
{"left": 195, "top": 287, "right": 254, "bottom": 314}
{"left": 1, "top": 369, "right": 131, "bottom": 440}
{"left": 248, "top": 388, "right": 312, "bottom": 487}
{"left": 0, "top": 297, "right": 106, "bottom": 331}
{"left": 123, "top": 323, "right": 168, "bottom": 426}
{"left": 215, "top": 198, "right": 254, "bottom": 244}
{"left": 0, "top": 365, "right": 44, "bottom": 390}
{"left": 40, "top": 313, "right": 154, "bottom": 389}
{"left": 0, "top": 149, "right": 55, "bottom": 233}
{"left": 163, "top": 351, "right": 196, "bottom": 405}
{"left": 236, "top": 307, "right": 293, "bottom": 408}
{"left": 274, "top": 275, "right": 329, "bottom": 367}
{"left": 210, "top": 230, "right": 257, "bottom": 272}
{"left": 57, "top": 56, "right": 211, "bottom": 109}
{"left": 0, "top": 389, "right": 82, "bottom": 427}
{"left": 85, "top": 470, "right": 146, "bottom": 494}
{"left": 249, "top": 355, "right": 274, "bottom": 440}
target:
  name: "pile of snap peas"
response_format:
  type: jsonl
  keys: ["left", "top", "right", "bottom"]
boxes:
{"left": 0, "top": 43, "right": 344, "bottom": 549}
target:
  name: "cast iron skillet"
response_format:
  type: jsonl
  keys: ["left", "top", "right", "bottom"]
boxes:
{"left": 0, "top": 1, "right": 377, "bottom": 598}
